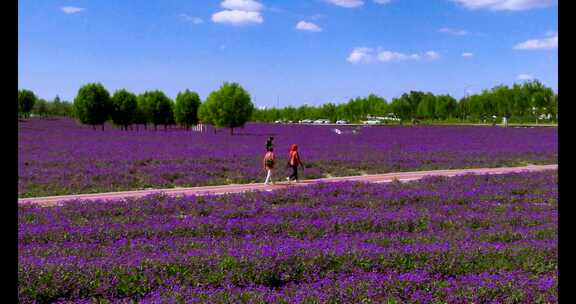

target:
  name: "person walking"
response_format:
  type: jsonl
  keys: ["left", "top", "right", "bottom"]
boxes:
{"left": 263, "top": 148, "right": 276, "bottom": 185}
{"left": 286, "top": 144, "right": 304, "bottom": 182}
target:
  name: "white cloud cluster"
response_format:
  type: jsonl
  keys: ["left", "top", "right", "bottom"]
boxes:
{"left": 347, "top": 48, "right": 440, "bottom": 64}
{"left": 514, "top": 32, "right": 557, "bottom": 50}
{"left": 61, "top": 6, "right": 84, "bottom": 14}
{"left": 326, "top": 0, "right": 364, "bottom": 8}
{"left": 438, "top": 27, "right": 469, "bottom": 36}
{"left": 461, "top": 52, "right": 474, "bottom": 57}
{"left": 212, "top": 0, "right": 264, "bottom": 26}
{"left": 517, "top": 74, "right": 534, "bottom": 80}
{"left": 451, "top": 0, "right": 555, "bottom": 11}
{"left": 296, "top": 21, "right": 323, "bottom": 32}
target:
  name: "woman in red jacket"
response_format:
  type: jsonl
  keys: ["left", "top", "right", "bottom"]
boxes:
{"left": 287, "top": 144, "right": 304, "bottom": 182}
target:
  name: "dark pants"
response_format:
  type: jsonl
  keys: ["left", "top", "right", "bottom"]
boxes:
{"left": 289, "top": 165, "right": 299, "bottom": 181}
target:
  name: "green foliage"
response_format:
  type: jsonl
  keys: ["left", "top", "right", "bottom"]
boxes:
{"left": 390, "top": 97, "right": 411, "bottom": 121}
{"left": 435, "top": 95, "right": 457, "bottom": 120}
{"left": 138, "top": 91, "right": 174, "bottom": 128}
{"left": 174, "top": 90, "right": 201, "bottom": 128}
{"left": 19, "top": 89, "right": 37, "bottom": 118}
{"left": 32, "top": 98, "right": 49, "bottom": 118}
{"left": 200, "top": 82, "right": 254, "bottom": 134}
{"left": 252, "top": 94, "right": 389, "bottom": 123}
{"left": 135, "top": 94, "right": 152, "bottom": 126}
{"left": 250, "top": 80, "right": 555, "bottom": 124}
{"left": 73, "top": 83, "right": 112, "bottom": 127}
{"left": 416, "top": 93, "right": 436, "bottom": 119}
{"left": 111, "top": 89, "right": 138, "bottom": 129}
{"left": 395, "top": 91, "right": 426, "bottom": 118}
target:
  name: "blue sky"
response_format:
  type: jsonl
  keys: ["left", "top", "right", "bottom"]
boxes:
{"left": 18, "top": 0, "right": 557, "bottom": 108}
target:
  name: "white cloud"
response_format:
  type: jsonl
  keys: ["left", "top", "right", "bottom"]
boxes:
{"left": 180, "top": 14, "right": 204, "bottom": 24}
{"left": 326, "top": 0, "right": 364, "bottom": 8}
{"left": 61, "top": 6, "right": 84, "bottom": 14}
{"left": 347, "top": 48, "right": 440, "bottom": 64}
{"left": 347, "top": 47, "right": 375, "bottom": 64}
{"left": 378, "top": 51, "right": 420, "bottom": 62}
{"left": 212, "top": 10, "right": 263, "bottom": 25}
{"left": 514, "top": 33, "right": 557, "bottom": 50}
{"left": 438, "top": 27, "right": 469, "bottom": 36}
{"left": 221, "top": 0, "right": 263, "bottom": 12}
{"left": 461, "top": 52, "right": 474, "bottom": 57}
{"left": 518, "top": 74, "right": 534, "bottom": 80}
{"left": 451, "top": 0, "right": 556, "bottom": 11}
{"left": 296, "top": 21, "right": 323, "bottom": 32}
{"left": 425, "top": 51, "right": 440, "bottom": 60}
{"left": 374, "top": 0, "right": 392, "bottom": 4}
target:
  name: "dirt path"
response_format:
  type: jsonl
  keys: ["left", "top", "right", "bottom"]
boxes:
{"left": 19, "top": 164, "right": 557, "bottom": 207}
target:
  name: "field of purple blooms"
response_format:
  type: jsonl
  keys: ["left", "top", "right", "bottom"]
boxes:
{"left": 19, "top": 119, "right": 557, "bottom": 197}
{"left": 19, "top": 170, "right": 557, "bottom": 303}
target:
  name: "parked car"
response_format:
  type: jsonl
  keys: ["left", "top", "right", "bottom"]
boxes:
{"left": 336, "top": 120, "right": 348, "bottom": 125}
{"left": 274, "top": 120, "right": 283, "bottom": 124}
{"left": 300, "top": 119, "right": 313, "bottom": 124}
{"left": 364, "top": 120, "right": 380, "bottom": 125}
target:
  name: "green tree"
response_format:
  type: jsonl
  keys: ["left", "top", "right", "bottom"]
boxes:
{"left": 18, "top": 89, "right": 37, "bottom": 118}
{"left": 491, "top": 85, "right": 512, "bottom": 118}
{"left": 141, "top": 90, "right": 174, "bottom": 130}
{"left": 135, "top": 94, "right": 152, "bottom": 129}
{"left": 550, "top": 94, "right": 558, "bottom": 121}
{"left": 174, "top": 90, "right": 201, "bottom": 129}
{"left": 435, "top": 95, "right": 457, "bottom": 120}
{"left": 416, "top": 93, "right": 436, "bottom": 119}
{"left": 199, "top": 82, "right": 255, "bottom": 135}
{"left": 61, "top": 101, "right": 74, "bottom": 118}
{"left": 511, "top": 83, "right": 529, "bottom": 118}
{"left": 390, "top": 97, "right": 411, "bottom": 121}
{"left": 402, "top": 91, "right": 426, "bottom": 118}
{"left": 320, "top": 102, "right": 337, "bottom": 122}
{"left": 457, "top": 97, "right": 469, "bottom": 120}
{"left": 73, "top": 83, "right": 112, "bottom": 130}
{"left": 111, "top": 89, "right": 138, "bottom": 130}
{"left": 33, "top": 98, "right": 49, "bottom": 118}
{"left": 523, "top": 80, "right": 554, "bottom": 120}
{"left": 51, "top": 95, "right": 62, "bottom": 117}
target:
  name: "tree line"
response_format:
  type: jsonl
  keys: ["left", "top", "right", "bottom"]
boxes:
{"left": 18, "top": 90, "right": 75, "bottom": 119}
{"left": 252, "top": 80, "right": 557, "bottom": 124}
{"left": 18, "top": 82, "right": 255, "bottom": 135}
{"left": 18, "top": 80, "right": 557, "bottom": 130}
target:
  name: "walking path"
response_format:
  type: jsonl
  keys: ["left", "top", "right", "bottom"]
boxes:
{"left": 18, "top": 164, "right": 557, "bottom": 207}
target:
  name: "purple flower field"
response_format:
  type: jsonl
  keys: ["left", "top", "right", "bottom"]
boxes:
{"left": 19, "top": 119, "right": 557, "bottom": 197}
{"left": 19, "top": 170, "right": 557, "bottom": 303}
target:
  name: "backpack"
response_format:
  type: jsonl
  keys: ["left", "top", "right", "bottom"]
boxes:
{"left": 265, "top": 153, "right": 275, "bottom": 167}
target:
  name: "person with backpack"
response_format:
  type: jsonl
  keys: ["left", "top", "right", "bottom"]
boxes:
{"left": 286, "top": 144, "right": 304, "bottom": 182}
{"left": 263, "top": 147, "right": 276, "bottom": 185}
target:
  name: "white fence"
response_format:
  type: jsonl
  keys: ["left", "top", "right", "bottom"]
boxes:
{"left": 192, "top": 124, "right": 205, "bottom": 132}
